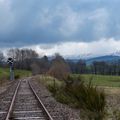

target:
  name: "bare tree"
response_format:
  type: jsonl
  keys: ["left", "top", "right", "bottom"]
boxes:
{"left": 0, "top": 51, "right": 4, "bottom": 62}
{"left": 30, "top": 62, "right": 41, "bottom": 75}
{"left": 7, "top": 48, "right": 39, "bottom": 70}
{"left": 48, "top": 54, "right": 71, "bottom": 80}
{"left": 76, "top": 59, "right": 87, "bottom": 74}
{"left": 7, "top": 48, "right": 16, "bottom": 59}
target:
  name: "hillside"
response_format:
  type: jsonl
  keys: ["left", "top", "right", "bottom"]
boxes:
{"left": 67, "top": 55, "right": 120, "bottom": 64}
{"left": 86, "top": 55, "right": 120, "bottom": 64}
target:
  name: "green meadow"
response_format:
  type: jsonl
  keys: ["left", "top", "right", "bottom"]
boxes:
{"left": 0, "top": 68, "right": 31, "bottom": 81}
{"left": 72, "top": 74, "right": 120, "bottom": 87}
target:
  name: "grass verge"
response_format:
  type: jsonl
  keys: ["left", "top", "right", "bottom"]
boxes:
{"left": 0, "top": 68, "right": 31, "bottom": 84}
{"left": 36, "top": 75, "right": 106, "bottom": 120}
{"left": 72, "top": 74, "right": 120, "bottom": 87}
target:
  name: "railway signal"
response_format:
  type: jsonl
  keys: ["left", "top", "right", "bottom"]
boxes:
{"left": 7, "top": 57, "right": 14, "bottom": 80}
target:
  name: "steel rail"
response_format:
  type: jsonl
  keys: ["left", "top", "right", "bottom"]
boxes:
{"left": 5, "top": 80, "right": 21, "bottom": 120}
{"left": 28, "top": 80, "right": 54, "bottom": 120}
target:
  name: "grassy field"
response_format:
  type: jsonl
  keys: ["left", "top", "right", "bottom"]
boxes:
{"left": 0, "top": 68, "right": 32, "bottom": 80}
{"left": 72, "top": 74, "right": 120, "bottom": 87}
{"left": 36, "top": 74, "right": 120, "bottom": 119}
{"left": 36, "top": 74, "right": 120, "bottom": 88}
{"left": 36, "top": 75, "right": 107, "bottom": 119}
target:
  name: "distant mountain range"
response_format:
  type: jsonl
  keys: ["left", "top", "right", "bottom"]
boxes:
{"left": 67, "top": 55, "right": 120, "bottom": 64}
{"left": 86, "top": 55, "right": 120, "bottom": 64}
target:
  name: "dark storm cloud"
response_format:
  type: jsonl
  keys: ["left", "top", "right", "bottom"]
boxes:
{"left": 0, "top": 0, "right": 120, "bottom": 47}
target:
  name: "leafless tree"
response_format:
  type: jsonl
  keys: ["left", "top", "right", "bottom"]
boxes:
{"left": 0, "top": 51, "right": 4, "bottom": 62}
{"left": 48, "top": 54, "right": 71, "bottom": 80}
{"left": 7, "top": 48, "right": 39, "bottom": 69}
{"left": 30, "top": 62, "right": 41, "bottom": 75}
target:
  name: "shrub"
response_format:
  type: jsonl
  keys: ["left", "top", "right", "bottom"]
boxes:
{"left": 66, "top": 78, "right": 106, "bottom": 120}
{"left": 15, "top": 74, "right": 20, "bottom": 79}
{"left": 64, "top": 75, "right": 74, "bottom": 88}
{"left": 43, "top": 75, "right": 106, "bottom": 120}
{"left": 64, "top": 75, "right": 83, "bottom": 88}
{"left": 47, "top": 84, "right": 57, "bottom": 95}
{"left": 113, "top": 109, "right": 120, "bottom": 120}
{"left": 55, "top": 90, "right": 74, "bottom": 104}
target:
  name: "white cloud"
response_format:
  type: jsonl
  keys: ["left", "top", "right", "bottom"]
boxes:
{"left": 22, "top": 38, "right": 120, "bottom": 58}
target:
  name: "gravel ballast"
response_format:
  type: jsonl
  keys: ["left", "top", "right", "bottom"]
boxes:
{"left": 30, "top": 78, "right": 80, "bottom": 120}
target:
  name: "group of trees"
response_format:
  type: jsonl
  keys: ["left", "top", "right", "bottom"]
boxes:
{"left": 0, "top": 48, "right": 120, "bottom": 78}
{"left": 7, "top": 48, "right": 38, "bottom": 70}
{"left": 0, "top": 48, "right": 39, "bottom": 69}
{"left": 30, "top": 54, "right": 71, "bottom": 80}
{"left": 68, "top": 59, "right": 87, "bottom": 74}
{"left": 31, "top": 55, "right": 50, "bottom": 75}
{"left": 0, "top": 49, "right": 70, "bottom": 80}
{"left": 68, "top": 60, "right": 120, "bottom": 75}
{"left": 27, "top": 52, "right": 120, "bottom": 76}
{"left": 91, "top": 61, "right": 120, "bottom": 75}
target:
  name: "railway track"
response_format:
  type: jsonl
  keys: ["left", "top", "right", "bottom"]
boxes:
{"left": 0, "top": 79, "right": 53, "bottom": 120}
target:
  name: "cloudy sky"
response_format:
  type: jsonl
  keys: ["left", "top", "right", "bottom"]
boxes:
{"left": 0, "top": 0, "right": 120, "bottom": 58}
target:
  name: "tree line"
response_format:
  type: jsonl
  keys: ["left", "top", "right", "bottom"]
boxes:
{"left": 68, "top": 60, "right": 120, "bottom": 75}
{"left": 0, "top": 49, "right": 120, "bottom": 77}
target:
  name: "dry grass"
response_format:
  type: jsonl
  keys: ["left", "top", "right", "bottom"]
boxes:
{"left": 104, "top": 87, "right": 120, "bottom": 95}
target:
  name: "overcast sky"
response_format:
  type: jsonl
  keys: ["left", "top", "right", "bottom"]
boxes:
{"left": 0, "top": 0, "right": 120, "bottom": 58}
